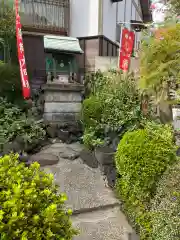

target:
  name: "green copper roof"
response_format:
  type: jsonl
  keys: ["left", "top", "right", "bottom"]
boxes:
{"left": 44, "top": 35, "right": 83, "bottom": 54}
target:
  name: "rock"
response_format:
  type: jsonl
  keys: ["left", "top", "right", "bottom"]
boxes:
{"left": 24, "top": 140, "right": 40, "bottom": 153}
{"left": 177, "top": 147, "right": 180, "bottom": 156}
{"left": 99, "top": 165, "right": 117, "bottom": 188}
{"left": 29, "top": 153, "right": 59, "bottom": 166}
{"left": 19, "top": 154, "right": 29, "bottom": 163}
{"left": 60, "top": 148, "right": 80, "bottom": 160}
{"left": 57, "top": 122, "right": 68, "bottom": 129}
{"left": 69, "top": 134, "right": 79, "bottom": 143}
{"left": 80, "top": 149, "right": 98, "bottom": 168}
{"left": 3, "top": 141, "right": 23, "bottom": 154}
{"left": 39, "top": 138, "right": 51, "bottom": 148}
{"left": 46, "top": 124, "right": 57, "bottom": 138}
{"left": 68, "top": 123, "right": 82, "bottom": 134}
{"left": 95, "top": 146, "right": 115, "bottom": 165}
{"left": 106, "top": 166, "right": 117, "bottom": 188}
{"left": 128, "top": 232, "right": 140, "bottom": 240}
{"left": 57, "top": 129, "right": 70, "bottom": 142}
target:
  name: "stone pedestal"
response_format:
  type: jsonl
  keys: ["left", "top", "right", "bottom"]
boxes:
{"left": 42, "top": 83, "right": 84, "bottom": 143}
{"left": 43, "top": 83, "right": 84, "bottom": 123}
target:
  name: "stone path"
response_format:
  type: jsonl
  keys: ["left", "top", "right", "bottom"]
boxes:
{"left": 30, "top": 142, "right": 138, "bottom": 240}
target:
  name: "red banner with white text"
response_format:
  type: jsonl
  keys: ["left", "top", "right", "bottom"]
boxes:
{"left": 119, "top": 28, "right": 135, "bottom": 72}
{"left": 15, "top": 0, "right": 30, "bottom": 99}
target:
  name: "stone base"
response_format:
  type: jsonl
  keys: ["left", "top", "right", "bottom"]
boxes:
{"left": 46, "top": 121, "right": 82, "bottom": 143}
{"left": 43, "top": 83, "right": 83, "bottom": 124}
{"left": 43, "top": 83, "right": 83, "bottom": 142}
{"left": 44, "top": 112, "right": 78, "bottom": 122}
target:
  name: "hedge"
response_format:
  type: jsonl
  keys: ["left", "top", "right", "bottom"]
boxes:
{"left": 115, "top": 122, "right": 177, "bottom": 239}
{"left": 150, "top": 160, "right": 180, "bottom": 240}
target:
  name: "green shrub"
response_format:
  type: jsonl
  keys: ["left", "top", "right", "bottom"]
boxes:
{"left": 115, "top": 122, "right": 177, "bottom": 239}
{"left": 0, "top": 98, "right": 45, "bottom": 152}
{"left": 82, "top": 96, "right": 103, "bottom": 128}
{"left": 0, "top": 62, "right": 23, "bottom": 104}
{"left": 99, "top": 73, "right": 143, "bottom": 131}
{"left": 150, "top": 160, "right": 180, "bottom": 240}
{"left": 82, "top": 127, "right": 105, "bottom": 150}
{"left": 84, "top": 70, "right": 107, "bottom": 97}
{"left": 0, "top": 154, "right": 76, "bottom": 239}
{"left": 82, "top": 71, "right": 146, "bottom": 149}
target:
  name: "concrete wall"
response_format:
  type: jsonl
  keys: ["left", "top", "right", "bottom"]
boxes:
{"left": 95, "top": 56, "right": 118, "bottom": 72}
{"left": 94, "top": 55, "right": 140, "bottom": 73}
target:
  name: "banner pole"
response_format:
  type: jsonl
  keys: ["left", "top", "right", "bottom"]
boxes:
{"left": 117, "top": 24, "right": 123, "bottom": 70}
{"left": 15, "top": 0, "right": 31, "bottom": 99}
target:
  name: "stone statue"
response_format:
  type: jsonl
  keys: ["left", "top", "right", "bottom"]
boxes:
{"left": 47, "top": 72, "right": 52, "bottom": 83}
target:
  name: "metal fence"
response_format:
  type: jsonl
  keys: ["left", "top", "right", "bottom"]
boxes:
{"left": 0, "top": 0, "right": 70, "bottom": 34}
{"left": 20, "top": 0, "right": 69, "bottom": 33}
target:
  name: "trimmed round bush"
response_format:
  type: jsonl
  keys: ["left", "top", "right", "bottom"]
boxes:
{"left": 115, "top": 122, "right": 177, "bottom": 238}
{"left": 81, "top": 96, "right": 102, "bottom": 128}
{"left": 150, "top": 160, "right": 180, "bottom": 240}
{"left": 0, "top": 154, "right": 76, "bottom": 239}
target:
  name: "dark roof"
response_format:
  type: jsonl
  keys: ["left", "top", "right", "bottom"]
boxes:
{"left": 140, "top": 0, "right": 152, "bottom": 22}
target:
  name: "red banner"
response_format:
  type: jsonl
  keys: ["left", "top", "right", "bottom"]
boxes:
{"left": 119, "top": 28, "right": 135, "bottom": 72}
{"left": 15, "top": 0, "right": 30, "bottom": 99}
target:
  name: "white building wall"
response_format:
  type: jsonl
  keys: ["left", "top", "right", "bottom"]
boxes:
{"left": 102, "top": 1, "right": 117, "bottom": 42}
{"left": 69, "top": 0, "right": 143, "bottom": 49}
{"left": 117, "top": 1, "right": 125, "bottom": 23}
{"left": 102, "top": 0, "right": 141, "bottom": 42}
{"left": 125, "top": 0, "right": 132, "bottom": 26}
{"left": 69, "top": 0, "right": 99, "bottom": 37}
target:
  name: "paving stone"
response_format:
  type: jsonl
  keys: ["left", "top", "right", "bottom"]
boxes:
{"left": 39, "top": 142, "right": 137, "bottom": 240}
{"left": 40, "top": 144, "right": 66, "bottom": 156}
{"left": 60, "top": 148, "right": 80, "bottom": 160}
{"left": 43, "top": 158, "right": 119, "bottom": 212}
{"left": 29, "top": 153, "right": 59, "bottom": 166}
{"left": 68, "top": 142, "right": 84, "bottom": 152}
{"left": 72, "top": 206, "right": 133, "bottom": 240}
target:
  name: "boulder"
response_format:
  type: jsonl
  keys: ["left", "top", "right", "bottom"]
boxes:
{"left": 46, "top": 123, "right": 57, "bottom": 138}
{"left": 29, "top": 153, "right": 59, "bottom": 166}
{"left": 57, "top": 129, "right": 70, "bottom": 142}
{"left": 94, "top": 146, "right": 115, "bottom": 165}
{"left": 80, "top": 149, "right": 98, "bottom": 168}
{"left": 3, "top": 141, "right": 23, "bottom": 154}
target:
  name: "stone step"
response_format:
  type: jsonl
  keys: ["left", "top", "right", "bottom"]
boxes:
{"left": 40, "top": 143, "right": 139, "bottom": 240}
{"left": 72, "top": 206, "right": 137, "bottom": 240}
{"left": 43, "top": 158, "right": 119, "bottom": 212}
